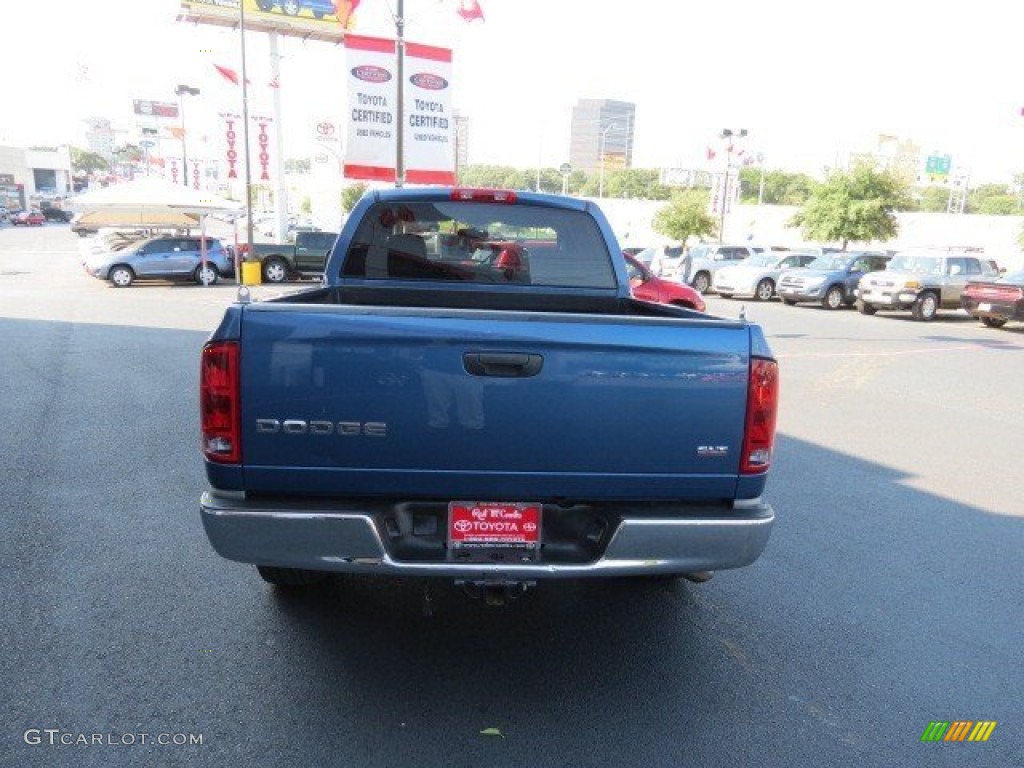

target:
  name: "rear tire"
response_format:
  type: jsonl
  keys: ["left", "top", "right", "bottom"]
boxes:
{"left": 857, "top": 301, "right": 877, "bottom": 315}
{"left": 263, "top": 258, "right": 288, "bottom": 283}
{"left": 257, "top": 565, "right": 327, "bottom": 587}
{"left": 822, "top": 285, "right": 845, "bottom": 310}
{"left": 911, "top": 292, "right": 938, "bottom": 321}
{"left": 980, "top": 316, "right": 1008, "bottom": 328}
{"left": 755, "top": 278, "right": 775, "bottom": 301}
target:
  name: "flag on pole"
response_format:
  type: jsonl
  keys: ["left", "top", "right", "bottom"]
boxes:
{"left": 213, "top": 64, "right": 250, "bottom": 86}
{"left": 335, "top": 0, "right": 360, "bottom": 29}
{"left": 705, "top": 146, "right": 716, "bottom": 161}
{"left": 457, "top": 0, "right": 485, "bottom": 22}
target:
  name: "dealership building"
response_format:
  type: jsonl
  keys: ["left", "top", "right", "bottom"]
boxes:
{"left": 0, "top": 146, "right": 73, "bottom": 210}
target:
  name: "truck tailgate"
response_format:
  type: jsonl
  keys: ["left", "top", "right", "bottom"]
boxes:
{"left": 238, "top": 304, "right": 752, "bottom": 501}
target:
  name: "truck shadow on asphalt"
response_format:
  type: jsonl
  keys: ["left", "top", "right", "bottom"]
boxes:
{"left": 248, "top": 430, "right": 1022, "bottom": 766}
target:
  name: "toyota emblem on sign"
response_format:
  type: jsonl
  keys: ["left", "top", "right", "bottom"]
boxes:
{"left": 317, "top": 122, "right": 335, "bottom": 138}
{"left": 454, "top": 520, "right": 473, "bottom": 532}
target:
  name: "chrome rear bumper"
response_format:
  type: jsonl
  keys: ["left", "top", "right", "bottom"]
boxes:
{"left": 200, "top": 492, "right": 774, "bottom": 578}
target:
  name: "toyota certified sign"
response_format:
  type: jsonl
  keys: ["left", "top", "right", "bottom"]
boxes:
{"left": 351, "top": 65, "right": 391, "bottom": 83}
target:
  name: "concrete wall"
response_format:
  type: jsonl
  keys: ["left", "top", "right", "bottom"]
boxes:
{"left": 592, "top": 197, "right": 1024, "bottom": 271}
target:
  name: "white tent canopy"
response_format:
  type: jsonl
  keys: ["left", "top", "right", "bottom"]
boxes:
{"left": 69, "top": 177, "right": 242, "bottom": 227}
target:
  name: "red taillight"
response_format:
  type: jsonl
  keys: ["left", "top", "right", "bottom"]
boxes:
{"left": 200, "top": 341, "right": 241, "bottom": 464}
{"left": 450, "top": 188, "right": 518, "bottom": 203}
{"left": 740, "top": 358, "right": 779, "bottom": 475}
{"left": 966, "top": 283, "right": 1022, "bottom": 301}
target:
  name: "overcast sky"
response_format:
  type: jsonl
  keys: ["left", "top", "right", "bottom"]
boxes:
{"left": 4, "top": 0, "right": 1020, "bottom": 182}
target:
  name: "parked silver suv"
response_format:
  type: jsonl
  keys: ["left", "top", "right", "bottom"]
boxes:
{"left": 857, "top": 250, "right": 1000, "bottom": 321}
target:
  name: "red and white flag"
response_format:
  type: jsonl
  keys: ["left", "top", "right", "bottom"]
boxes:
{"left": 456, "top": 0, "right": 485, "bottom": 22}
{"left": 213, "top": 63, "right": 250, "bottom": 86}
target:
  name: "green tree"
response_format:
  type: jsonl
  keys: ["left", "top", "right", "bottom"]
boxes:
{"left": 565, "top": 170, "right": 588, "bottom": 196}
{"left": 968, "top": 183, "right": 1021, "bottom": 215}
{"left": 912, "top": 186, "right": 950, "bottom": 213}
{"left": 652, "top": 189, "right": 718, "bottom": 243}
{"left": 738, "top": 167, "right": 815, "bottom": 205}
{"left": 71, "top": 147, "right": 110, "bottom": 174}
{"left": 299, "top": 195, "right": 312, "bottom": 215}
{"left": 112, "top": 144, "right": 142, "bottom": 164}
{"left": 788, "top": 163, "right": 911, "bottom": 249}
{"left": 459, "top": 165, "right": 535, "bottom": 191}
{"left": 604, "top": 169, "right": 672, "bottom": 200}
{"left": 341, "top": 183, "right": 368, "bottom": 213}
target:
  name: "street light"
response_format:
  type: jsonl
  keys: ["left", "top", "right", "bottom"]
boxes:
{"left": 718, "top": 128, "right": 747, "bottom": 242}
{"left": 598, "top": 123, "right": 617, "bottom": 198}
{"left": 175, "top": 84, "right": 200, "bottom": 187}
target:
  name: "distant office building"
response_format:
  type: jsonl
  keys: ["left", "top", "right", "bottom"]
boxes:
{"left": 84, "top": 117, "right": 115, "bottom": 163}
{"left": 569, "top": 99, "right": 635, "bottom": 175}
{"left": 454, "top": 112, "right": 469, "bottom": 173}
{"left": 849, "top": 134, "right": 921, "bottom": 186}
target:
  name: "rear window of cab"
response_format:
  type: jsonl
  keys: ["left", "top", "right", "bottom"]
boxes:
{"left": 340, "top": 201, "right": 616, "bottom": 289}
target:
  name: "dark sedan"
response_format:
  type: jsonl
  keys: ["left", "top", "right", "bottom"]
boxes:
{"left": 961, "top": 270, "right": 1024, "bottom": 328}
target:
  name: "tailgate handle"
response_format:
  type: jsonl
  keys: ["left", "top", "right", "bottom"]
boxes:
{"left": 464, "top": 352, "right": 543, "bottom": 378}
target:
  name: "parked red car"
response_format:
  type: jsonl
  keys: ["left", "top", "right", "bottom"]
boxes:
{"left": 625, "top": 253, "right": 706, "bottom": 311}
{"left": 960, "top": 270, "right": 1024, "bottom": 328}
{"left": 12, "top": 210, "right": 45, "bottom": 226}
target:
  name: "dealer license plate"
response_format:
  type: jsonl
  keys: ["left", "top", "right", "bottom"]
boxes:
{"left": 448, "top": 502, "right": 542, "bottom": 559}
{"left": 978, "top": 302, "right": 992, "bottom": 312}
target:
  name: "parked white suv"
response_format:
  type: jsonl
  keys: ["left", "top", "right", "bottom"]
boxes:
{"left": 683, "top": 244, "right": 765, "bottom": 294}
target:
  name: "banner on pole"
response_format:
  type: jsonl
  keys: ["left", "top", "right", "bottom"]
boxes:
{"left": 343, "top": 34, "right": 455, "bottom": 185}
{"left": 218, "top": 112, "right": 278, "bottom": 185}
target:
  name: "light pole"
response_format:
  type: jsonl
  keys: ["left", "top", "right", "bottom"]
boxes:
{"left": 718, "top": 128, "right": 747, "bottom": 242}
{"left": 175, "top": 84, "right": 200, "bottom": 187}
{"left": 598, "top": 123, "right": 617, "bottom": 198}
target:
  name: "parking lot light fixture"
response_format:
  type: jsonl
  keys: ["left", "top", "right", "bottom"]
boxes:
{"left": 175, "top": 84, "right": 201, "bottom": 187}
{"left": 599, "top": 123, "right": 617, "bottom": 199}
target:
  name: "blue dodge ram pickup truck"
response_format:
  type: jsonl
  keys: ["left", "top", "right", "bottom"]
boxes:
{"left": 200, "top": 188, "right": 778, "bottom": 599}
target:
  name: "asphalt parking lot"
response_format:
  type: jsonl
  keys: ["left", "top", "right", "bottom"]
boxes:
{"left": 2, "top": 224, "right": 1021, "bottom": 767}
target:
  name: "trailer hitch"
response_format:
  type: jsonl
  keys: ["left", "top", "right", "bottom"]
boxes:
{"left": 456, "top": 579, "right": 536, "bottom": 606}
